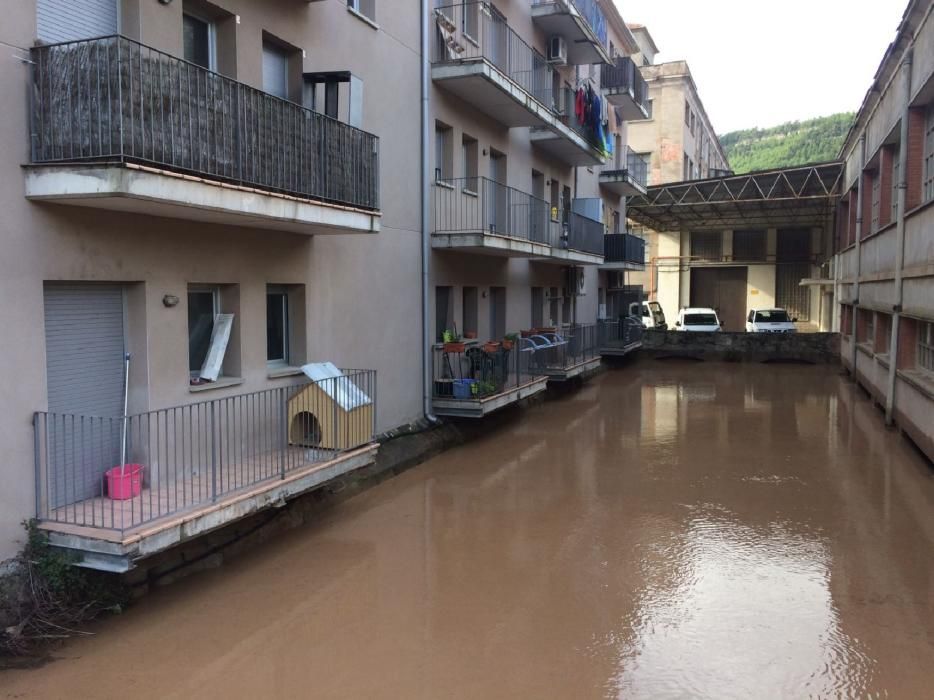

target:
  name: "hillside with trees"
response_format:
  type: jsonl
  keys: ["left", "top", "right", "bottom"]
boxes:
{"left": 719, "top": 113, "right": 854, "bottom": 174}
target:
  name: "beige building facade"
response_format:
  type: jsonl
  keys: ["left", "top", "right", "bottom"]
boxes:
{"left": 0, "top": 0, "right": 650, "bottom": 565}
{"left": 835, "top": 0, "right": 934, "bottom": 463}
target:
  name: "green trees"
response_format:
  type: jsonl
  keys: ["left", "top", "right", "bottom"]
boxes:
{"left": 720, "top": 113, "right": 854, "bottom": 174}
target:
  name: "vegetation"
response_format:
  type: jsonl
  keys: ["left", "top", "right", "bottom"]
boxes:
{"left": 719, "top": 113, "right": 855, "bottom": 174}
{"left": 1, "top": 521, "right": 128, "bottom": 661}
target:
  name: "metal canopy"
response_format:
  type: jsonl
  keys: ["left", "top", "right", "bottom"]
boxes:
{"left": 626, "top": 162, "right": 844, "bottom": 231}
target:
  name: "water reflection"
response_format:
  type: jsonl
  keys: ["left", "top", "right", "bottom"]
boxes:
{"left": 4, "top": 363, "right": 934, "bottom": 699}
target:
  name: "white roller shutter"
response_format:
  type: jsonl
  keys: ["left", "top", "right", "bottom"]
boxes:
{"left": 43, "top": 284, "right": 126, "bottom": 506}
{"left": 37, "top": 0, "right": 118, "bottom": 44}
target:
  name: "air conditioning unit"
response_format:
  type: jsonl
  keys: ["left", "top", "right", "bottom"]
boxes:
{"left": 547, "top": 36, "right": 567, "bottom": 65}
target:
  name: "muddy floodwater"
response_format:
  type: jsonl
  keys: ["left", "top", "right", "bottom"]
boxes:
{"left": 5, "top": 362, "right": 934, "bottom": 698}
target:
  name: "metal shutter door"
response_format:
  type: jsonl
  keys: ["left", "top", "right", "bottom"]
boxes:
{"left": 262, "top": 44, "right": 289, "bottom": 99}
{"left": 43, "top": 284, "right": 125, "bottom": 507}
{"left": 37, "top": 0, "right": 118, "bottom": 44}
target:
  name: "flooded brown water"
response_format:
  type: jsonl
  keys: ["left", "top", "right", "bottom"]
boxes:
{"left": 5, "top": 362, "right": 934, "bottom": 699}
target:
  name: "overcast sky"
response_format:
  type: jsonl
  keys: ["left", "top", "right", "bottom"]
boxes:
{"left": 616, "top": 0, "right": 908, "bottom": 134}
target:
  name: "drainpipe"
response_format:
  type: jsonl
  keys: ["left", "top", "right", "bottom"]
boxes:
{"left": 850, "top": 135, "right": 866, "bottom": 375}
{"left": 421, "top": 0, "right": 438, "bottom": 424}
{"left": 885, "top": 48, "right": 913, "bottom": 426}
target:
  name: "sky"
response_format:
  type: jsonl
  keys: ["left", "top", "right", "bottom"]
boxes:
{"left": 616, "top": 0, "right": 908, "bottom": 134}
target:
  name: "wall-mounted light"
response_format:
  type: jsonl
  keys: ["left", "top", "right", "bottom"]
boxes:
{"left": 482, "top": 148, "right": 488, "bottom": 156}
{"left": 163, "top": 294, "right": 180, "bottom": 308}
{"left": 158, "top": 0, "right": 173, "bottom": 4}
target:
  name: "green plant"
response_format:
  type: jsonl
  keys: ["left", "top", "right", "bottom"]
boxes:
{"left": 442, "top": 329, "right": 460, "bottom": 343}
{"left": 504, "top": 333, "right": 519, "bottom": 343}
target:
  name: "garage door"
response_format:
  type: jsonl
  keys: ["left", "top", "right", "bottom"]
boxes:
{"left": 37, "top": 0, "right": 118, "bottom": 44}
{"left": 690, "top": 267, "right": 748, "bottom": 332}
{"left": 44, "top": 284, "right": 126, "bottom": 507}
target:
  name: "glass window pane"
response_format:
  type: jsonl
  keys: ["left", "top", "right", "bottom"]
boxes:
{"left": 188, "top": 291, "right": 216, "bottom": 373}
{"left": 183, "top": 14, "right": 210, "bottom": 69}
{"left": 267, "top": 292, "right": 288, "bottom": 362}
{"left": 263, "top": 42, "right": 289, "bottom": 99}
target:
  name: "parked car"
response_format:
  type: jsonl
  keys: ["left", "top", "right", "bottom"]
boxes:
{"left": 629, "top": 301, "right": 667, "bottom": 330}
{"left": 746, "top": 308, "right": 797, "bottom": 333}
{"left": 675, "top": 307, "right": 722, "bottom": 332}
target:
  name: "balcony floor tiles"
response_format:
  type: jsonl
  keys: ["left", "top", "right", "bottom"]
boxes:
{"left": 24, "top": 163, "right": 381, "bottom": 235}
{"left": 39, "top": 443, "right": 378, "bottom": 572}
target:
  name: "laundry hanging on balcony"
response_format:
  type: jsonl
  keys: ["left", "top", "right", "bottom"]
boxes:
{"left": 573, "top": 84, "right": 612, "bottom": 157}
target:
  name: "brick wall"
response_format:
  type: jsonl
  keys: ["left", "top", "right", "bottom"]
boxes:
{"left": 875, "top": 312, "right": 892, "bottom": 354}
{"left": 906, "top": 107, "right": 925, "bottom": 210}
{"left": 879, "top": 147, "right": 894, "bottom": 227}
{"left": 897, "top": 317, "right": 918, "bottom": 369}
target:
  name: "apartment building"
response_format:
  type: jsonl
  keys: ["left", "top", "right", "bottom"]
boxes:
{"left": 835, "top": 0, "right": 934, "bottom": 463}
{"left": 427, "top": 0, "right": 648, "bottom": 417}
{"left": 0, "top": 0, "right": 651, "bottom": 569}
{"left": 0, "top": 0, "right": 422, "bottom": 567}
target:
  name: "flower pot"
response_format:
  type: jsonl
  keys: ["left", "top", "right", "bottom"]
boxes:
{"left": 464, "top": 331, "right": 478, "bottom": 339}
{"left": 483, "top": 342, "right": 501, "bottom": 353}
{"left": 502, "top": 340, "right": 514, "bottom": 350}
{"left": 443, "top": 342, "right": 466, "bottom": 353}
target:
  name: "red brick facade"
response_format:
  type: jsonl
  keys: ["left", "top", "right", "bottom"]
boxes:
{"left": 878, "top": 147, "right": 894, "bottom": 228}
{"left": 906, "top": 107, "right": 926, "bottom": 210}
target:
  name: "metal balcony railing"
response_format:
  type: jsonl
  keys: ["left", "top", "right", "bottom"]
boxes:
{"left": 433, "top": 2, "right": 554, "bottom": 108}
{"left": 603, "top": 233, "right": 646, "bottom": 265}
{"left": 30, "top": 36, "right": 380, "bottom": 211}
{"left": 554, "top": 86, "right": 606, "bottom": 153}
{"left": 434, "top": 177, "right": 557, "bottom": 245}
{"left": 598, "top": 317, "right": 644, "bottom": 348}
{"left": 567, "top": 211, "right": 604, "bottom": 255}
{"left": 604, "top": 146, "right": 649, "bottom": 188}
{"left": 601, "top": 56, "right": 649, "bottom": 111}
{"left": 529, "top": 324, "right": 600, "bottom": 372}
{"left": 531, "top": 0, "right": 608, "bottom": 48}
{"left": 432, "top": 342, "right": 542, "bottom": 402}
{"left": 33, "top": 370, "right": 377, "bottom": 534}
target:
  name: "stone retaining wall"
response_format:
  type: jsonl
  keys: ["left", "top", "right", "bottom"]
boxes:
{"left": 642, "top": 331, "right": 840, "bottom": 364}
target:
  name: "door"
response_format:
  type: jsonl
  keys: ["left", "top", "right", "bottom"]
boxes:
{"left": 43, "top": 284, "right": 126, "bottom": 507}
{"left": 37, "top": 0, "right": 117, "bottom": 43}
{"left": 489, "top": 150, "right": 508, "bottom": 235}
{"left": 489, "top": 5, "right": 509, "bottom": 74}
{"left": 490, "top": 287, "right": 506, "bottom": 339}
{"left": 690, "top": 267, "right": 748, "bottom": 332}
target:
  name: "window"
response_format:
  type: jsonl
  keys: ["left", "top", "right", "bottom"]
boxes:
{"left": 435, "top": 122, "right": 452, "bottom": 182}
{"left": 691, "top": 231, "right": 722, "bottom": 261}
{"left": 183, "top": 12, "right": 215, "bottom": 70}
{"left": 876, "top": 313, "right": 892, "bottom": 354}
{"left": 462, "top": 133, "right": 478, "bottom": 185}
{"left": 869, "top": 169, "right": 880, "bottom": 234}
{"left": 925, "top": 107, "right": 934, "bottom": 203}
{"left": 690, "top": 112, "right": 696, "bottom": 136}
{"left": 892, "top": 150, "right": 900, "bottom": 223}
{"left": 548, "top": 287, "right": 559, "bottom": 326}
{"left": 462, "top": 287, "right": 478, "bottom": 338}
{"left": 462, "top": 1, "right": 478, "bottom": 40}
{"left": 550, "top": 179, "right": 560, "bottom": 221}
{"left": 262, "top": 39, "right": 290, "bottom": 100}
{"left": 435, "top": 286, "right": 454, "bottom": 342}
{"left": 920, "top": 321, "right": 934, "bottom": 372}
{"left": 858, "top": 309, "right": 875, "bottom": 345}
{"left": 683, "top": 154, "right": 690, "bottom": 180}
{"left": 684, "top": 102, "right": 691, "bottom": 126}
{"left": 266, "top": 286, "right": 289, "bottom": 366}
{"left": 490, "top": 287, "right": 506, "bottom": 339}
{"left": 531, "top": 287, "right": 544, "bottom": 328}
{"left": 733, "top": 230, "right": 766, "bottom": 261}
{"left": 188, "top": 287, "right": 218, "bottom": 374}
{"left": 347, "top": 0, "right": 376, "bottom": 23}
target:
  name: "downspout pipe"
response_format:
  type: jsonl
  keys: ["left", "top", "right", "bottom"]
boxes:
{"left": 850, "top": 135, "right": 865, "bottom": 375}
{"left": 886, "top": 47, "right": 913, "bottom": 426}
{"left": 421, "top": 0, "right": 438, "bottom": 424}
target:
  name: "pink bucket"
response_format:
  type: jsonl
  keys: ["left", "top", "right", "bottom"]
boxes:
{"left": 106, "top": 464, "right": 144, "bottom": 500}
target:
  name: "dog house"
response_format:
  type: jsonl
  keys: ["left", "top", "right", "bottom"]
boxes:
{"left": 288, "top": 363, "right": 374, "bottom": 451}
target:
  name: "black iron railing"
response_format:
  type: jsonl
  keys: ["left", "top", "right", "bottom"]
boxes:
{"left": 30, "top": 36, "right": 380, "bottom": 211}
{"left": 434, "top": 177, "right": 557, "bottom": 245}
{"left": 601, "top": 56, "right": 649, "bottom": 114}
{"left": 603, "top": 146, "right": 648, "bottom": 188}
{"left": 567, "top": 211, "right": 605, "bottom": 255}
{"left": 604, "top": 233, "right": 645, "bottom": 265}
{"left": 433, "top": 2, "right": 554, "bottom": 108}
{"left": 598, "top": 317, "right": 644, "bottom": 349}
{"left": 432, "top": 342, "right": 542, "bottom": 402}
{"left": 34, "top": 370, "right": 377, "bottom": 534}
{"left": 528, "top": 324, "right": 600, "bottom": 372}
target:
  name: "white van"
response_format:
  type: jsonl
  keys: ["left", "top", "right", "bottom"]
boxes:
{"left": 675, "top": 307, "right": 722, "bottom": 332}
{"left": 746, "top": 308, "right": 797, "bottom": 333}
{"left": 629, "top": 301, "right": 667, "bottom": 330}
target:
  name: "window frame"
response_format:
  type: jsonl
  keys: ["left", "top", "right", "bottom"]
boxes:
{"left": 266, "top": 285, "right": 291, "bottom": 367}
{"left": 183, "top": 10, "right": 217, "bottom": 72}
{"left": 919, "top": 321, "right": 934, "bottom": 373}
{"left": 188, "top": 285, "right": 220, "bottom": 377}
{"left": 347, "top": 0, "right": 376, "bottom": 23}
{"left": 925, "top": 106, "right": 934, "bottom": 203}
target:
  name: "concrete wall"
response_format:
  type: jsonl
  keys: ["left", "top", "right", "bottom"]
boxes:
{"left": 644, "top": 331, "right": 841, "bottom": 364}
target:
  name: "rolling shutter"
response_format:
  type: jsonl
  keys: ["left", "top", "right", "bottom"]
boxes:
{"left": 43, "top": 284, "right": 126, "bottom": 506}
{"left": 37, "top": 0, "right": 118, "bottom": 44}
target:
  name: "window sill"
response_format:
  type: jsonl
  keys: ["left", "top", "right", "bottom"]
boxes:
{"left": 189, "top": 376, "right": 245, "bottom": 393}
{"left": 436, "top": 180, "right": 455, "bottom": 190}
{"left": 898, "top": 369, "right": 934, "bottom": 401}
{"left": 267, "top": 366, "right": 305, "bottom": 379}
{"left": 462, "top": 188, "right": 478, "bottom": 197}
{"left": 347, "top": 6, "right": 379, "bottom": 30}
{"left": 856, "top": 342, "right": 874, "bottom": 357}
{"left": 876, "top": 353, "right": 891, "bottom": 369}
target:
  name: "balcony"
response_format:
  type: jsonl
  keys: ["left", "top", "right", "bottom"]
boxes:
{"left": 34, "top": 370, "right": 377, "bottom": 571}
{"left": 529, "top": 88, "right": 607, "bottom": 166}
{"left": 25, "top": 36, "right": 380, "bottom": 235}
{"left": 601, "top": 56, "right": 649, "bottom": 120}
{"left": 601, "top": 233, "right": 646, "bottom": 270}
{"left": 431, "top": 341, "right": 547, "bottom": 417}
{"left": 600, "top": 147, "right": 649, "bottom": 197}
{"left": 432, "top": 177, "right": 604, "bottom": 264}
{"left": 431, "top": 3, "right": 557, "bottom": 127}
{"left": 530, "top": 0, "right": 611, "bottom": 66}
{"left": 597, "top": 317, "right": 644, "bottom": 357}
{"left": 524, "top": 324, "right": 602, "bottom": 381}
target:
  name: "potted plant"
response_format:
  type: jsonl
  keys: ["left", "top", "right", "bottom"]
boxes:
{"left": 483, "top": 341, "right": 501, "bottom": 353}
{"left": 502, "top": 333, "right": 519, "bottom": 350}
{"left": 464, "top": 330, "right": 478, "bottom": 339}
